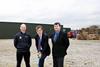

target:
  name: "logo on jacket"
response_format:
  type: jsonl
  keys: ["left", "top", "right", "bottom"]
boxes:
{"left": 19, "top": 36, "right": 22, "bottom": 39}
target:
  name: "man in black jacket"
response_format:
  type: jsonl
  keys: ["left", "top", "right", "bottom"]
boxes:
{"left": 14, "top": 24, "right": 32, "bottom": 67}
{"left": 51, "top": 22, "right": 70, "bottom": 67}
{"left": 35, "top": 25, "right": 50, "bottom": 67}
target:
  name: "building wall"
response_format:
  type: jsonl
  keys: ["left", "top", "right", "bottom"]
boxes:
{"left": 0, "top": 22, "right": 70, "bottom": 39}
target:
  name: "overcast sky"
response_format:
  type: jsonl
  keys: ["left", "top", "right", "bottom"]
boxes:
{"left": 0, "top": 0, "right": 100, "bottom": 30}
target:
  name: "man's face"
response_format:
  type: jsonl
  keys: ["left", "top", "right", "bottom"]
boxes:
{"left": 36, "top": 28, "right": 43, "bottom": 36}
{"left": 54, "top": 24, "right": 61, "bottom": 32}
{"left": 20, "top": 24, "right": 26, "bottom": 33}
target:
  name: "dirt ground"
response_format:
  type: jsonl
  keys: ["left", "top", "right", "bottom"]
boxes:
{"left": 0, "top": 39, "right": 100, "bottom": 67}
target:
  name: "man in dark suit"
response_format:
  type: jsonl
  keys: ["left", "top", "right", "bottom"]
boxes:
{"left": 14, "top": 24, "right": 32, "bottom": 67}
{"left": 51, "top": 22, "right": 70, "bottom": 67}
{"left": 35, "top": 25, "right": 50, "bottom": 67}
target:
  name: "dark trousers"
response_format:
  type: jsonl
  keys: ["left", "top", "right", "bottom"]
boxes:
{"left": 16, "top": 51, "right": 30, "bottom": 67}
{"left": 38, "top": 54, "right": 47, "bottom": 67}
{"left": 53, "top": 56, "right": 64, "bottom": 67}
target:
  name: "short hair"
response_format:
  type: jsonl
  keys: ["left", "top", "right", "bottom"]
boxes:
{"left": 35, "top": 25, "right": 44, "bottom": 31}
{"left": 20, "top": 23, "right": 26, "bottom": 27}
{"left": 54, "top": 22, "right": 61, "bottom": 26}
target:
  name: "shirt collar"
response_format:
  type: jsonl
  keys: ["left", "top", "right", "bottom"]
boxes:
{"left": 55, "top": 31, "right": 60, "bottom": 34}
{"left": 21, "top": 32, "right": 26, "bottom": 34}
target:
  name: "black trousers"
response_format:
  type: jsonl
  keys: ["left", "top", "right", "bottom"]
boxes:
{"left": 53, "top": 56, "right": 64, "bottom": 67}
{"left": 16, "top": 51, "right": 30, "bottom": 67}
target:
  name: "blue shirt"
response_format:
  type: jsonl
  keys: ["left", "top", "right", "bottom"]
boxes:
{"left": 38, "top": 37, "right": 42, "bottom": 51}
{"left": 53, "top": 32, "right": 59, "bottom": 42}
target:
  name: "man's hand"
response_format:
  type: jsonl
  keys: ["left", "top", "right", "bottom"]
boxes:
{"left": 37, "top": 52, "right": 42, "bottom": 58}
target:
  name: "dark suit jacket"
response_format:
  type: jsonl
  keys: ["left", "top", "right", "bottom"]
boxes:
{"left": 35, "top": 34, "right": 50, "bottom": 56}
{"left": 51, "top": 31, "right": 69, "bottom": 57}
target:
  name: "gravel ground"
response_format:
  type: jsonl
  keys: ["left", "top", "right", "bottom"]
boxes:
{"left": 0, "top": 39, "right": 100, "bottom": 67}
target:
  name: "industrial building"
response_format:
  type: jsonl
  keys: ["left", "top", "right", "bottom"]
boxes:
{"left": 0, "top": 22, "right": 71, "bottom": 39}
